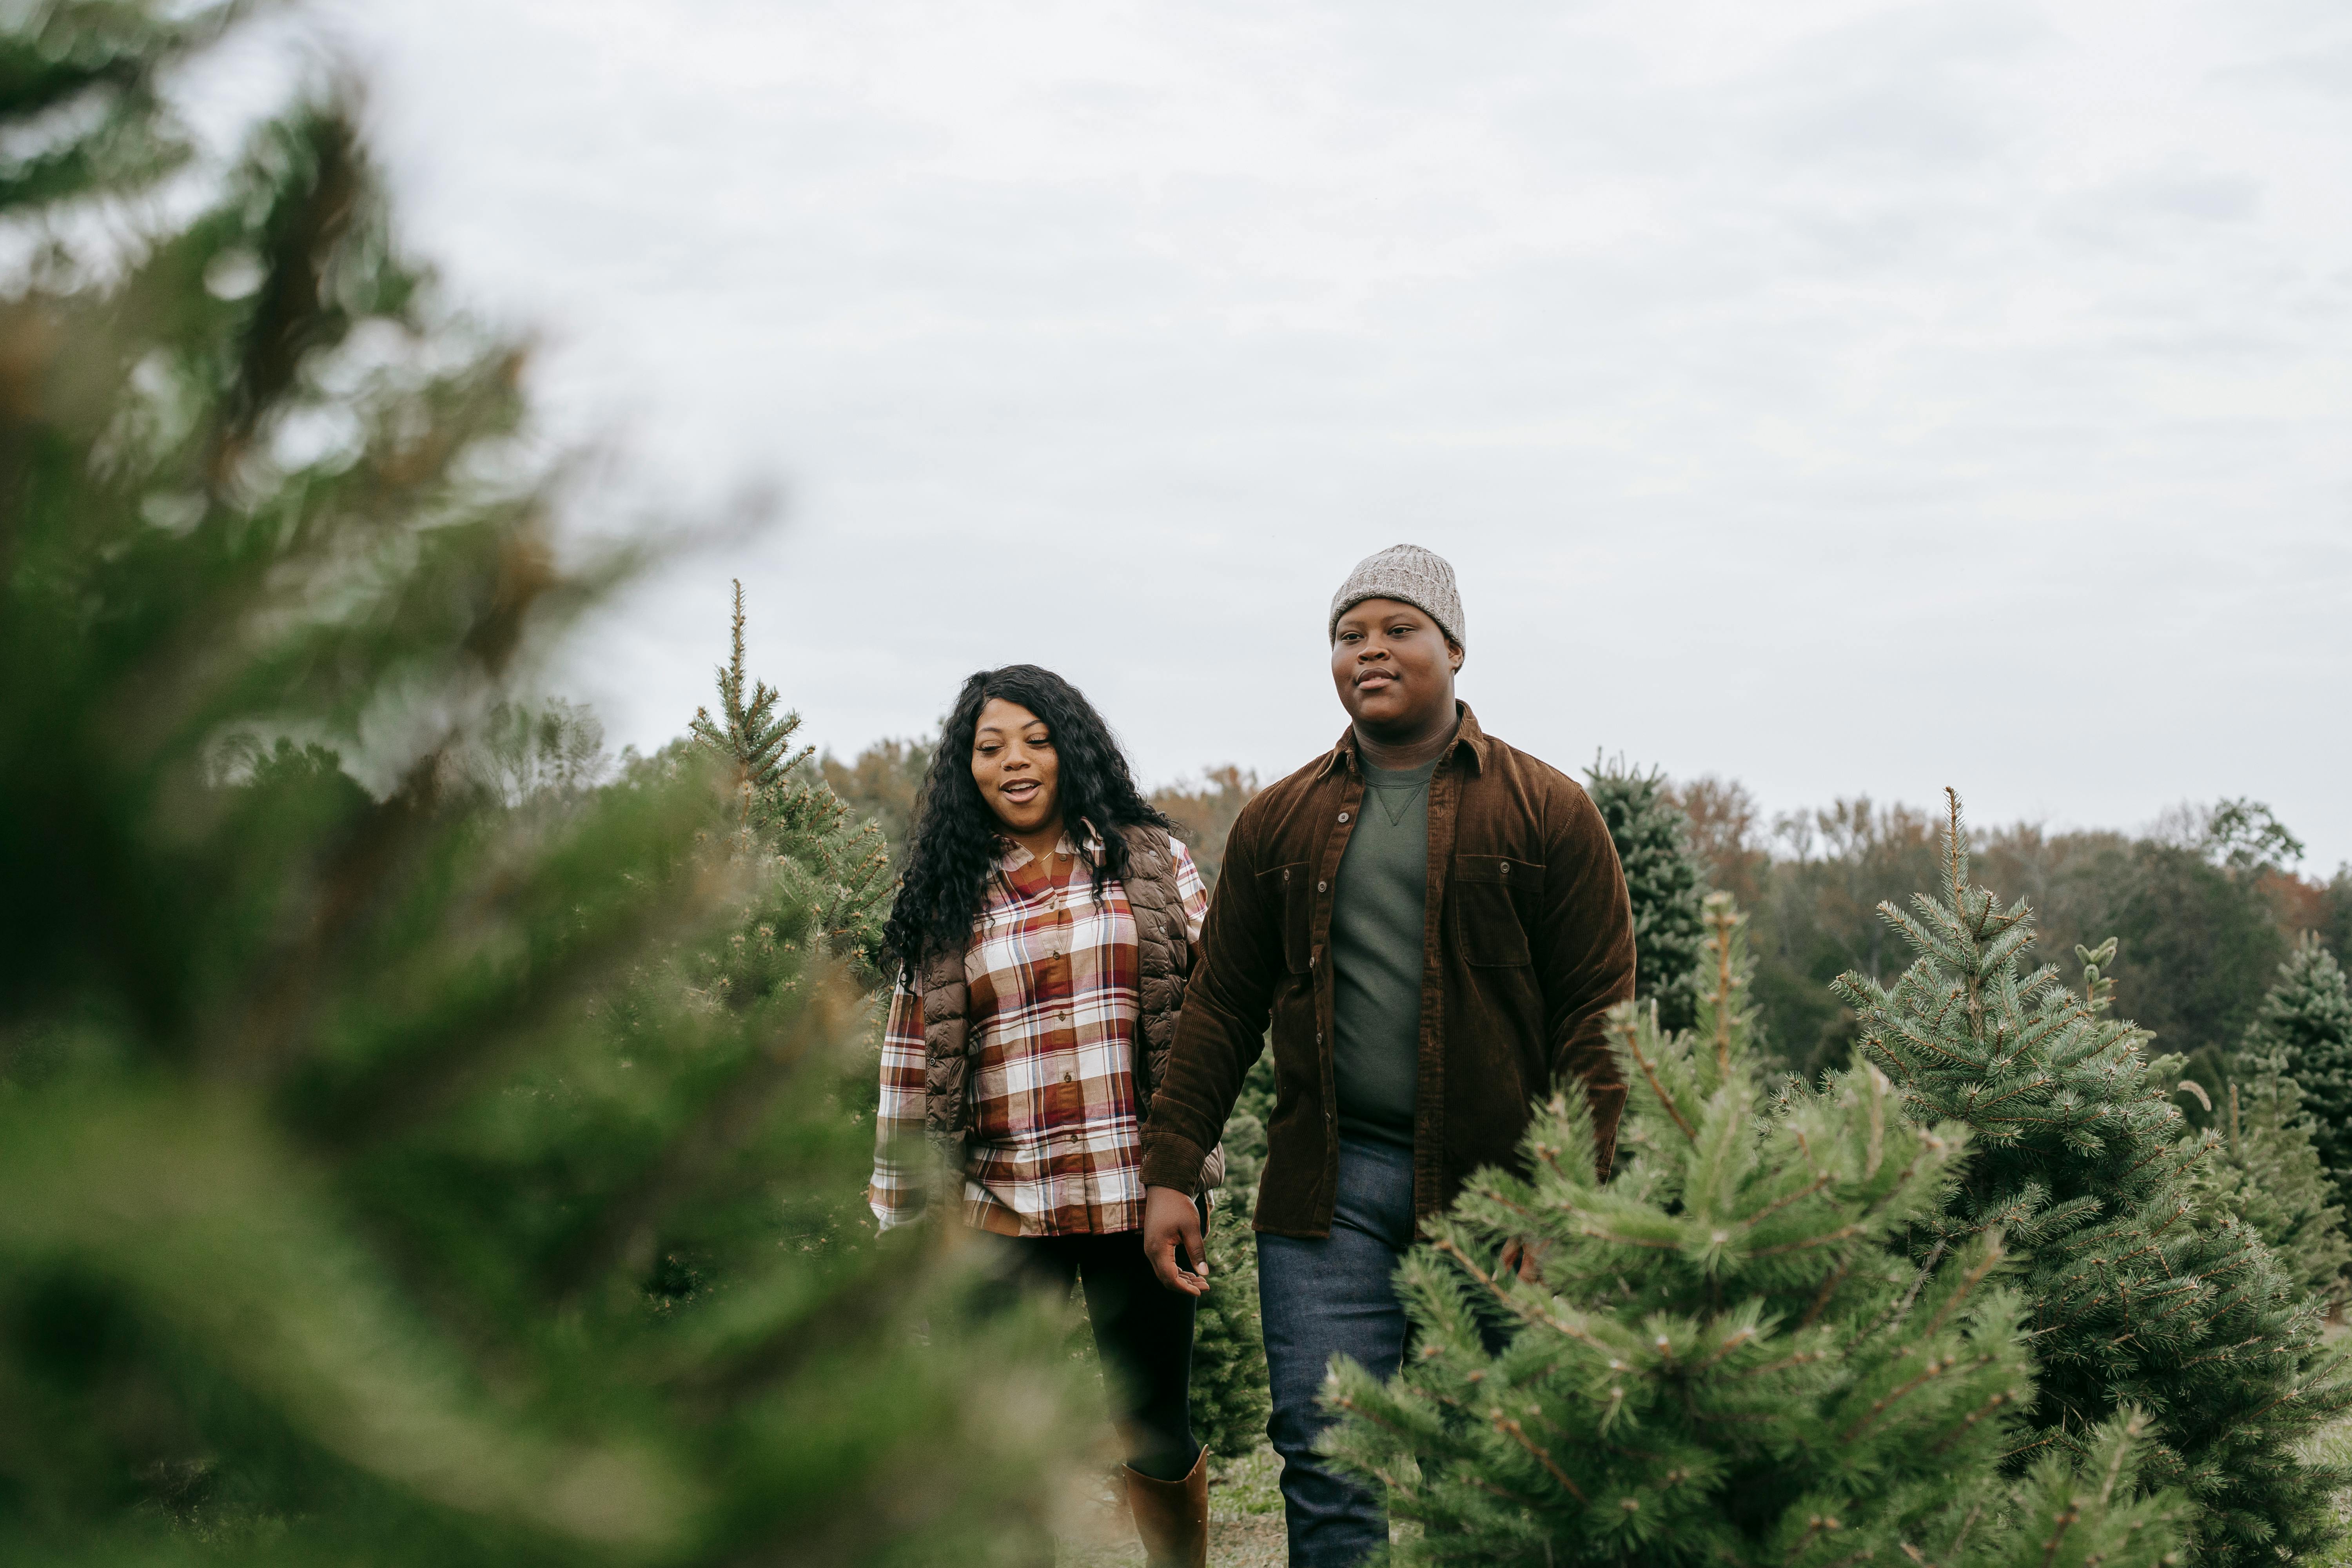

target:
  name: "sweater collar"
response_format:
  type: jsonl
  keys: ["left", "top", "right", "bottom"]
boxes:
{"left": 1319, "top": 701, "right": 1488, "bottom": 782}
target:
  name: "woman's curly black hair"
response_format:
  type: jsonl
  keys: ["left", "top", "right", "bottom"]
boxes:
{"left": 884, "top": 664, "right": 1171, "bottom": 979}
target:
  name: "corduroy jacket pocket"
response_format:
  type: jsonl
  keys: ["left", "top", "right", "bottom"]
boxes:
{"left": 1259, "top": 862, "right": 1314, "bottom": 974}
{"left": 1450, "top": 854, "right": 1539, "bottom": 966}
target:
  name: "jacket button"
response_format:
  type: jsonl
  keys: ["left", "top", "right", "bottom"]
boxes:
{"left": 1318, "top": 880, "right": 1327, "bottom": 892}
{"left": 1501, "top": 862, "right": 1511, "bottom": 875}
{"left": 1338, "top": 811, "right": 1350, "bottom": 823}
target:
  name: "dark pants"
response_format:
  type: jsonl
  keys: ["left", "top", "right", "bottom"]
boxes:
{"left": 983, "top": 1222, "right": 1202, "bottom": 1481}
{"left": 1256, "top": 1138, "right": 1416, "bottom": 1568}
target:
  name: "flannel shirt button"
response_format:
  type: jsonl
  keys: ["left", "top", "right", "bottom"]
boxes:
{"left": 1338, "top": 811, "right": 1350, "bottom": 823}
{"left": 1318, "top": 880, "right": 1327, "bottom": 892}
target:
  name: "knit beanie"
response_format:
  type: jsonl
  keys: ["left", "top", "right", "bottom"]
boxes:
{"left": 1327, "top": 543, "right": 1465, "bottom": 649}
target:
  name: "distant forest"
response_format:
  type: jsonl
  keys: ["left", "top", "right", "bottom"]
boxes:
{"left": 818, "top": 735, "right": 2350, "bottom": 1116}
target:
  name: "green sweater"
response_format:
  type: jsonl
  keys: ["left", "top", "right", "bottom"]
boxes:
{"left": 1330, "top": 755, "right": 1437, "bottom": 1148}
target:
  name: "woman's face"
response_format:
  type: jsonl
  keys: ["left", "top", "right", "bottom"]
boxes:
{"left": 970, "top": 697, "right": 1061, "bottom": 840}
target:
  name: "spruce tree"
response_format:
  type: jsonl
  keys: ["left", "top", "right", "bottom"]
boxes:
{"left": 2192, "top": 1035, "right": 2350, "bottom": 1307}
{"left": 690, "top": 579, "right": 892, "bottom": 975}
{"left": 1324, "top": 896, "right": 2181, "bottom": 1568}
{"left": 1189, "top": 1051, "right": 1276, "bottom": 1459}
{"left": 1835, "top": 792, "right": 2350, "bottom": 1566}
{"left": 0, "top": 5, "right": 1081, "bottom": 1561}
{"left": 1586, "top": 757, "right": 1706, "bottom": 1033}
{"left": 2242, "top": 935, "right": 2352, "bottom": 1216}
{"left": 1189, "top": 1205, "right": 1270, "bottom": 1460}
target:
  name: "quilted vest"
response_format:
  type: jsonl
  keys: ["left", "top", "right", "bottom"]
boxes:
{"left": 917, "top": 822, "right": 1225, "bottom": 1211}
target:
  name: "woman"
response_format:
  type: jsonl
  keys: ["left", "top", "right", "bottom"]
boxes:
{"left": 869, "top": 665, "right": 1222, "bottom": 1568}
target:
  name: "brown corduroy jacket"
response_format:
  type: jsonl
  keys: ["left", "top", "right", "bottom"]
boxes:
{"left": 1138, "top": 704, "right": 1636, "bottom": 1238}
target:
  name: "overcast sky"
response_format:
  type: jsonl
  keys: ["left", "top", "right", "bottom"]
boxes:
{"left": 309, "top": 0, "right": 2351, "bottom": 870}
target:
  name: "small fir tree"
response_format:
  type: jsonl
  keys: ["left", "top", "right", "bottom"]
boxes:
{"left": 690, "top": 579, "right": 892, "bottom": 975}
{"left": 1188, "top": 1051, "right": 1276, "bottom": 1459}
{"left": 1835, "top": 791, "right": 2350, "bottom": 1566}
{"left": 1189, "top": 1205, "right": 1270, "bottom": 1459}
{"left": 2242, "top": 935, "right": 2352, "bottom": 1216}
{"left": 1586, "top": 757, "right": 1707, "bottom": 1033}
{"left": 1324, "top": 895, "right": 2181, "bottom": 1568}
{"left": 2192, "top": 1034, "right": 2351, "bottom": 1307}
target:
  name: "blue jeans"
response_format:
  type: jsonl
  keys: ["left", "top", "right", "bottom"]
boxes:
{"left": 1256, "top": 1138, "right": 1416, "bottom": 1568}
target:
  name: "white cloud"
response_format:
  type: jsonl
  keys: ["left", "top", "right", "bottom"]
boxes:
{"left": 315, "top": 0, "right": 2352, "bottom": 868}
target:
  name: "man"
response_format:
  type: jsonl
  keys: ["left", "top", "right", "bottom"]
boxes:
{"left": 1138, "top": 544, "right": 1636, "bottom": 1566}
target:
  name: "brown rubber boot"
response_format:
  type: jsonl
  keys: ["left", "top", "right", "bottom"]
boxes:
{"left": 1122, "top": 1449, "right": 1209, "bottom": 1568}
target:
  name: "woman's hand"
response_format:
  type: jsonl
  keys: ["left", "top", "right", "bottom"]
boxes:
{"left": 1142, "top": 1185, "right": 1210, "bottom": 1296}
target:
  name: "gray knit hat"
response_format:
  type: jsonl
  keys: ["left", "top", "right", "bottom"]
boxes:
{"left": 1328, "top": 543, "right": 1465, "bottom": 648}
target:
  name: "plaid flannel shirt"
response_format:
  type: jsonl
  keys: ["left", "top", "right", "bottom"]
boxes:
{"left": 869, "top": 830, "right": 1208, "bottom": 1237}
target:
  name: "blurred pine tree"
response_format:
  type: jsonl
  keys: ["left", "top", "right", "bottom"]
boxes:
{"left": 2243, "top": 936, "right": 2352, "bottom": 1218}
{"left": 1836, "top": 793, "right": 2350, "bottom": 1566}
{"left": 1323, "top": 896, "right": 2182, "bottom": 1568}
{"left": 1184, "top": 1050, "right": 1276, "bottom": 1461}
{"left": 1585, "top": 758, "right": 1705, "bottom": 1034}
{"left": 1187, "top": 1204, "right": 1269, "bottom": 1461}
{"left": 0, "top": 5, "right": 1082, "bottom": 1562}
{"left": 2195, "top": 1020, "right": 2351, "bottom": 1307}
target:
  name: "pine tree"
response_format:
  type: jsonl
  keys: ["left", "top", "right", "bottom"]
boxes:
{"left": 1189, "top": 1051, "right": 1276, "bottom": 1459}
{"left": 0, "top": 6, "right": 1082, "bottom": 1561}
{"left": 2242, "top": 936, "right": 2352, "bottom": 1216}
{"left": 1835, "top": 791, "right": 2350, "bottom": 1566}
{"left": 690, "top": 579, "right": 893, "bottom": 975}
{"left": 1323, "top": 895, "right": 2181, "bottom": 1568}
{"left": 2192, "top": 1036, "right": 2351, "bottom": 1307}
{"left": 1189, "top": 1205, "right": 1270, "bottom": 1459}
{"left": 1586, "top": 757, "right": 1707, "bottom": 1033}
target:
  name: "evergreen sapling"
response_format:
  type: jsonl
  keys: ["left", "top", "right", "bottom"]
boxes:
{"left": 1835, "top": 791, "right": 2349, "bottom": 1566}
{"left": 1189, "top": 1052, "right": 1276, "bottom": 1459}
{"left": 1189, "top": 1204, "right": 1271, "bottom": 1460}
{"left": 1324, "top": 895, "right": 2180, "bottom": 1568}
{"left": 2242, "top": 935, "right": 2352, "bottom": 1219}
{"left": 690, "top": 579, "right": 893, "bottom": 976}
{"left": 1586, "top": 758, "right": 1707, "bottom": 1034}
{"left": 2195, "top": 994, "right": 2351, "bottom": 1307}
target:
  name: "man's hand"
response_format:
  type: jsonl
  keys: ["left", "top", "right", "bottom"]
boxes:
{"left": 1143, "top": 1185, "right": 1209, "bottom": 1296}
{"left": 1498, "top": 1236, "right": 1545, "bottom": 1285}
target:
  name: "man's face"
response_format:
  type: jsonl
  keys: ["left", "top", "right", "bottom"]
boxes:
{"left": 1330, "top": 597, "right": 1462, "bottom": 735}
